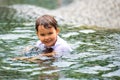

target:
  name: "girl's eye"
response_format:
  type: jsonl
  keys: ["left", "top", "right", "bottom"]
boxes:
{"left": 48, "top": 32, "right": 53, "bottom": 35}
{"left": 40, "top": 34, "right": 45, "bottom": 36}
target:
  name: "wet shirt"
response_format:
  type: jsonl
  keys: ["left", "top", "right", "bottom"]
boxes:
{"left": 35, "top": 36, "right": 72, "bottom": 57}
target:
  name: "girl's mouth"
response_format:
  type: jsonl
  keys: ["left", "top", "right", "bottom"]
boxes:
{"left": 44, "top": 39, "right": 52, "bottom": 44}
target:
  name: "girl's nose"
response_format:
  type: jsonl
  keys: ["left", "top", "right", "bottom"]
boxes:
{"left": 44, "top": 35, "right": 49, "bottom": 40}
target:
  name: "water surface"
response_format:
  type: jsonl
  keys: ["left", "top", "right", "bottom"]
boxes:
{"left": 0, "top": 23, "right": 120, "bottom": 80}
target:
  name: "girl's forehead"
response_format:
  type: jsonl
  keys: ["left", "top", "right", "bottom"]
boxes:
{"left": 38, "top": 25, "right": 55, "bottom": 32}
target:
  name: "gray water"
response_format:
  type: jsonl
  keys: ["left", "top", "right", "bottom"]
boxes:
{"left": 0, "top": 0, "right": 120, "bottom": 80}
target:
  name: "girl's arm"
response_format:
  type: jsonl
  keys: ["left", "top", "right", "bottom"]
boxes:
{"left": 12, "top": 51, "right": 56, "bottom": 61}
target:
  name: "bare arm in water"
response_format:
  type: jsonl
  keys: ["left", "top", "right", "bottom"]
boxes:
{"left": 12, "top": 51, "right": 56, "bottom": 61}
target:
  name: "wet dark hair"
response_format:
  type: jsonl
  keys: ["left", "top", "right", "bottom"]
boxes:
{"left": 35, "top": 15, "right": 58, "bottom": 32}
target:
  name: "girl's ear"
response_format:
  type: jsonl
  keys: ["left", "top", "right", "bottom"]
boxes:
{"left": 56, "top": 28, "right": 60, "bottom": 34}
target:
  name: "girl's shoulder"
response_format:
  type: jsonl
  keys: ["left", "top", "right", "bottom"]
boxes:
{"left": 35, "top": 41, "right": 45, "bottom": 50}
{"left": 56, "top": 36, "right": 70, "bottom": 47}
{"left": 54, "top": 36, "right": 72, "bottom": 52}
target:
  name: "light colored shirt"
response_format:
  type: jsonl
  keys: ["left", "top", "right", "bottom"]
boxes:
{"left": 35, "top": 36, "right": 72, "bottom": 57}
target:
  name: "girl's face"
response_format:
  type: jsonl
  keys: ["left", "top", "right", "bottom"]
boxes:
{"left": 37, "top": 25, "right": 59, "bottom": 47}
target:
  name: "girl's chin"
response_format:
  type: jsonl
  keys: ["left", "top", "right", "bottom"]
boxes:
{"left": 44, "top": 42, "right": 55, "bottom": 47}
